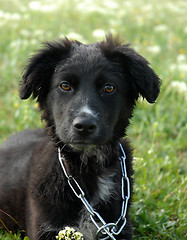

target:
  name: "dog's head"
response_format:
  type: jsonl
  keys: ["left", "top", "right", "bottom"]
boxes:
{"left": 20, "top": 35, "right": 161, "bottom": 150}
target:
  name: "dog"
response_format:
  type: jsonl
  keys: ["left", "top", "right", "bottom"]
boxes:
{"left": 0, "top": 35, "right": 160, "bottom": 240}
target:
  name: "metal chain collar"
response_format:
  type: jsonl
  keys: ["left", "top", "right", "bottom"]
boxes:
{"left": 58, "top": 142, "right": 130, "bottom": 240}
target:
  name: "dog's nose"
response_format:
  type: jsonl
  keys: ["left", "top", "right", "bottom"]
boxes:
{"left": 73, "top": 117, "right": 96, "bottom": 135}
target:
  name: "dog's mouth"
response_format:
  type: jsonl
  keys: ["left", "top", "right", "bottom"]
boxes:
{"left": 69, "top": 142, "right": 96, "bottom": 151}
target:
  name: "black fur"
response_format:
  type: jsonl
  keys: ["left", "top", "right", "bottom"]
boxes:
{"left": 0, "top": 35, "right": 160, "bottom": 240}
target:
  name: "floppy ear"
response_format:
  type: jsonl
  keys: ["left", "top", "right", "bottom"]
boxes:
{"left": 101, "top": 36, "right": 161, "bottom": 103}
{"left": 20, "top": 38, "right": 72, "bottom": 106}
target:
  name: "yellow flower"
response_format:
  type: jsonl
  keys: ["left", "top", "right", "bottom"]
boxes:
{"left": 14, "top": 102, "right": 19, "bottom": 109}
{"left": 34, "top": 103, "right": 39, "bottom": 109}
{"left": 142, "top": 40, "right": 148, "bottom": 46}
{"left": 179, "top": 49, "right": 185, "bottom": 54}
{"left": 179, "top": 72, "right": 184, "bottom": 79}
{"left": 56, "top": 227, "right": 84, "bottom": 240}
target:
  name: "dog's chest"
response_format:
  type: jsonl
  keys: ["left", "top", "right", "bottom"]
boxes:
{"left": 77, "top": 171, "right": 119, "bottom": 239}
{"left": 95, "top": 171, "right": 118, "bottom": 203}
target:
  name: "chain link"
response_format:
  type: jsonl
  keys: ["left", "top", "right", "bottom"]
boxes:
{"left": 58, "top": 142, "right": 130, "bottom": 240}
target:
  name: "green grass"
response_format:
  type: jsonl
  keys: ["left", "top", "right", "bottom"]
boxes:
{"left": 0, "top": 0, "right": 186, "bottom": 239}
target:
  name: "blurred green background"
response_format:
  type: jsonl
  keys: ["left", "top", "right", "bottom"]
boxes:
{"left": 0, "top": 0, "right": 186, "bottom": 239}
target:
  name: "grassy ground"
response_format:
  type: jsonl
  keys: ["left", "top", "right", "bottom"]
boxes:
{"left": 0, "top": 0, "right": 186, "bottom": 239}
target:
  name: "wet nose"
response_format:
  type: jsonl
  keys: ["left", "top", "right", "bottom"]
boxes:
{"left": 73, "top": 117, "right": 97, "bottom": 135}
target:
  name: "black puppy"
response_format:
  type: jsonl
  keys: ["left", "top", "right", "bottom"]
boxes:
{"left": 0, "top": 35, "right": 160, "bottom": 240}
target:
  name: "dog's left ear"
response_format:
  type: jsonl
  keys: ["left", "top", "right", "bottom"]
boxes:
{"left": 20, "top": 39, "right": 72, "bottom": 107}
{"left": 101, "top": 37, "right": 161, "bottom": 103}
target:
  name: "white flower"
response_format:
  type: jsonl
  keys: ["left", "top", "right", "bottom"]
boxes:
{"left": 166, "top": 2, "right": 183, "bottom": 13}
{"left": 154, "top": 24, "right": 168, "bottom": 32}
{"left": 65, "top": 33, "right": 86, "bottom": 43}
{"left": 170, "top": 81, "right": 187, "bottom": 94}
{"left": 56, "top": 227, "right": 84, "bottom": 240}
{"left": 179, "top": 64, "right": 187, "bottom": 71}
{"left": 177, "top": 54, "right": 186, "bottom": 63}
{"left": 123, "top": 2, "right": 133, "bottom": 8}
{"left": 92, "top": 29, "right": 106, "bottom": 39}
{"left": 103, "top": 0, "right": 119, "bottom": 9}
{"left": 142, "top": 4, "right": 153, "bottom": 12}
{"left": 184, "top": 26, "right": 187, "bottom": 34}
{"left": 34, "top": 29, "right": 45, "bottom": 36}
{"left": 29, "top": 1, "right": 58, "bottom": 12}
{"left": 20, "top": 29, "right": 31, "bottom": 37}
{"left": 29, "top": 1, "right": 40, "bottom": 10}
{"left": 10, "top": 13, "right": 21, "bottom": 20}
{"left": 170, "top": 63, "right": 187, "bottom": 72}
{"left": 76, "top": 3, "right": 105, "bottom": 14}
{"left": 146, "top": 45, "right": 161, "bottom": 54}
{"left": 0, "top": 10, "right": 21, "bottom": 20}
{"left": 148, "top": 149, "right": 153, "bottom": 154}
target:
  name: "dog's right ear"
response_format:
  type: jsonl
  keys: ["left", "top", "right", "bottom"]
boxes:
{"left": 20, "top": 38, "right": 72, "bottom": 106}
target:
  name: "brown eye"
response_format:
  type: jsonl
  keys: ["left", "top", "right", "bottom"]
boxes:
{"left": 104, "top": 84, "right": 115, "bottom": 93}
{"left": 60, "top": 83, "right": 72, "bottom": 91}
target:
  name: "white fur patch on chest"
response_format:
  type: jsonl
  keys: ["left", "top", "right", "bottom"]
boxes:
{"left": 77, "top": 170, "right": 120, "bottom": 239}
{"left": 94, "top": 171, "right": 118, "bottom": 204}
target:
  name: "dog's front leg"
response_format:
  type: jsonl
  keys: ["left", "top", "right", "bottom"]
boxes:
{"left": 26, "top": 196, "right": 58, "bottom": 240}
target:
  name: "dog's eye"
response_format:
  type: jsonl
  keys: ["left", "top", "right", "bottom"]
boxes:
{"left": 104, "top": 84, "right": 115, "bottom": 93}
{"left": 60, "top": 83, "right": 72, "bottom": 91}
